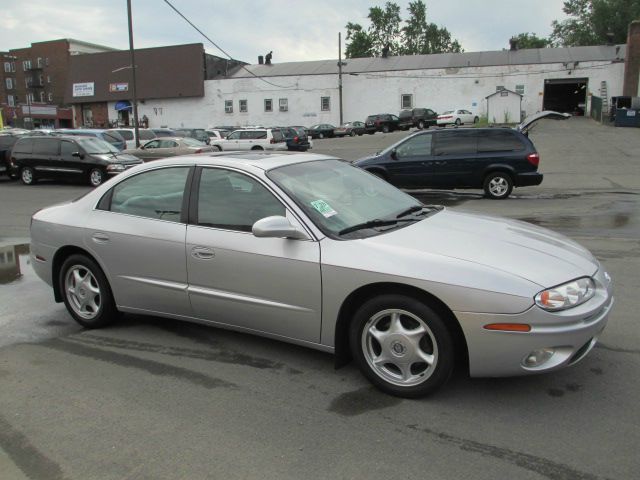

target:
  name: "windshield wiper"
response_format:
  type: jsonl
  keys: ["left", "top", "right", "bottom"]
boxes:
{"left": 338, "top": 218, "right": 414, "bottom": 236}
{"left": 396, "top": 205, "right": 443, "bottom": 218}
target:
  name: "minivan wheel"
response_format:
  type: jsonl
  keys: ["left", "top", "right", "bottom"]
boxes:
{"left": 382, "top": 125, "right": 390, "bottom": 133}
{"left": 349, "top": 294, "right": 454, "bottom": 398}
{"left": 21, "top": 167, "right": 36, "bottom": 185}
{"left": 59, "top": 254, "right": 118, "bottom": 328}
{"left": 89, "top": 168, "right": 105, "bottom": 187}
{"left": 484, "top": 172, "right": 513, "bottom": 199}
{"left": 418, "top": 120, "right": 425, "bottom": 130}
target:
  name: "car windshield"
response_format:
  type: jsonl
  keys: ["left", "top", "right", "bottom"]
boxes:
{"left": 77, "top": 138, "right": 119, "bottom": 154}
{"left": 268, "top": 159, "right": 437, "bottom": 239}
{"left": 183, "top": 137, "right": 204, "bottom": 146}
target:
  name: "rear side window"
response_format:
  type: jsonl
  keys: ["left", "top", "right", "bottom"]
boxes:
{"left": 477, "top": 131, "right": 525, "bottom": 152}
{"left": 116, "top": 130, "right": 134, "bottom": 141}
{"left": 396, "top": 134, "right": 433, "bottom": 158}
{"left": 434, "top": 131, "right": 477, "bottom": 156}
{"left": 13, "top": 138, "right": 33, "bottom": 154}
{"left": 271, "top": 130, "right": 284, "bottom": 142}
{"left": 139, "top": 130, "right": 156, "bottom": 140}
{"left": 32, "top": 138, "right": 59, "bottom": 155}
{"left": 109, "top": 167, "right": 190, "bottom": 222}
{"left": 399, "top": 110, "right": 412, "bottom": 119}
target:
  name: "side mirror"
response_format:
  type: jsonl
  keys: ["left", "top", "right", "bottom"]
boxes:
{"left": 252, "top": 216, "right": 308, "bottom": 240}
{"left": 72, "top": 151, "right": 84, "bottom": 159}
{"left": 390, "top": 148, "right": 398, "bottom": 160}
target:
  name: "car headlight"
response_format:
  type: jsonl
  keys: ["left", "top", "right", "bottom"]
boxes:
{"left": 534, "top": 277, "right": 595, "bottom": 311}
{"left": 106, "top": 164, "right": 125, "bottom": 172}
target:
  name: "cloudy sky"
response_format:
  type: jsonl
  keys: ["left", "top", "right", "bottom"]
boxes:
{"left": 1, "top": 0, "right": 568, "bottom": 62}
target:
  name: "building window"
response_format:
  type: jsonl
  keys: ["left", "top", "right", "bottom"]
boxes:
{"left": 36, "top": 57, "right": 43, "bottom": 68}
{"left": 5, "top": 78, "right": 13, "bottom": 89}
{"left": 264, "top": 98, "right": 273, "bottom": 112}
{"left": 47, "top": 75, "right": 51, "bottom": 84}
{"left": 7, "top": 95, "right": 15, "bottom": 107}
{"left": 239, "top": 99, "right": 248, "bottom": 113}
{"left": 224, "top": 100, "right": 233, "bottom": 113}
{"left": 45, "top": 57, "right": 49, "bottom": 66}
{"left": 27, "top": 93, "right": 35, "bottom": 103}
{"left": 401, "top": 94, "right": 413, "bottom": 109}
{"left": 321, "top": 96, "right": 330, "bottom": 111}
{"left": 3, "top": 62, "right": 10, "bottom": 73}
{"left": 515, "top": 84, "right": 525, "bottom": 95}
{"left": 23, "top": 60, "right": 31, "bottom": 71}
{"left": 40, "top": 91, "right": 45, "bottom": 102}
{"left": 279, "top": 98, "right": 288, "bottom": 112}
{"left": 11, "top": 62, "right": 15, "bottom": 72}
{"left": 496, "top": 85, "right": 505, "bottom": 91}
{"left": 39, "top": 74, "right": 44, "bottom": 86}
{"left": 48, "top": 92, "right": 53, "bottom": 102}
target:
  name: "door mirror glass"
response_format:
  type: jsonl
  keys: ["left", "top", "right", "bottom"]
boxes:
{"left": 390, "top": 148, "right": 398, "bottom": 160}
{"left": 252, "top": 216, "right": 308, "bottom": 240}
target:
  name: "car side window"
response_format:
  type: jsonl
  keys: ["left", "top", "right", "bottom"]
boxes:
{"left": 433, "top": 131, "right": 478, "bottom": 156}
{"left": 227, "top": 131, "right": 240, "bottom": 140}
{"left": 197, "top": 168, "right": 285, "bottom": 232}
{"left": 60, "top": 141, "right": 76, "bottom": 159}
{"left": 32, "top": 138, "right": 59, "bottom": 155}
{"left": 395, "top": 134, "right": 432, "bottom": 158}
{"left": 477, "top": 131, "right": 525, "bottom": 152}
{"left": 161, "top": 140, "right": 179, "bottom": 148}
{"left": 144, "top": 140, "right": 161, "bottom": 149}
{"left": 109, "top": 167, "right": 190, "bottom": 222}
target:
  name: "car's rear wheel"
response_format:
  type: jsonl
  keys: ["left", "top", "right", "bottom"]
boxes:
{"left": 20, "top": 167, "right": 36, "bottom": 185}
{"left": 483, "top": 172, "right": 513, "bottom": 199}
{"left": 418, "top": 120, "right": 425, "bottom": 130}
{"left": 251, "top": 146, "right": 264, "bottom": 151}
{"left": 382, "top": 125, "right": 390, "bottom": 133}
{"left": 214, "top": 145, "right": 222, "bottom": 151}
{"left": 318, "top": 133, "right": 324, "bottom": 139}
{"left": 349, "top": 294, "right": 454, "bottom": 398}
{"left": 454, "top": 118, "right": 461, "bottom": 126}
{"left": 60, "top": 254, "right": 118, "bottom": 328}
{"left": 89, "top": 168, "right": 105, "bottom": 187}
{"left": 474, "top": 116, "right": 480, "bottom": 124}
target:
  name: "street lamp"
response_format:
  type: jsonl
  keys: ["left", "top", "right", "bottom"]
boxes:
{"left": 127, "top": 0, "right": 141, "bottom": 147}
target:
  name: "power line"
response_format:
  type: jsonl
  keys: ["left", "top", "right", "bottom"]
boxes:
{"left": 162, "top": 0, "right": 296, "bottom": 89}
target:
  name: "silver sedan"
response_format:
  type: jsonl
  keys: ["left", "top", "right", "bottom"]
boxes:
{"left": 123, "top": 137, "right": 216, "bottom": 161}
{"left": 30, "top": 153, "right": 613, "bottom": 397}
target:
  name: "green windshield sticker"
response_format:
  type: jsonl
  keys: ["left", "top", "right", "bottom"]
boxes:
{"left": 310, "top": 199, "right": 337, "bottom": 218}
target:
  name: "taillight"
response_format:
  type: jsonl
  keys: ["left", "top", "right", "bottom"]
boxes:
{"left": 527, "top": 153, "right": 540, "bottom": 167}
{"left": 270, "top": 138, "right": 275, "bottom": 144}
{"left": 293, "top": 136, "right": 299, "bottom": 142}
{"left": 194, "top": 148, "right": 202, "bottom": 153}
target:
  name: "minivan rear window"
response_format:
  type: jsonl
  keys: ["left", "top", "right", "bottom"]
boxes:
{"left": 434, "top": 131, "right": 477, "bottom": 155}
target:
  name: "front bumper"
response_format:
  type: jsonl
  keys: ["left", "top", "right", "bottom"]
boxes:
{"left": 457, "top": 268, "right": 613, "bottom": 377}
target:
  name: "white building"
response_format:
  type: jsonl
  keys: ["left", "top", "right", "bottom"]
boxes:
{"left": 133, "top": 45, "right": 627, "bottom": 129}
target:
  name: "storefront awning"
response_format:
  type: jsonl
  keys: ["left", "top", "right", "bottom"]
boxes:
{"left": 114, "top": 100, "right": 132, "bottom": 111}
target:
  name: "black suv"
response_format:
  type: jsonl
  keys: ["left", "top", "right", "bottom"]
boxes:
{"left": 0, "top": 133, "right": 24, "bottom": 178}
{"left": 398, "top": 108, "right": 438, "bottom": 130}
{"left": 281, "top": 127, "right": 311, "bottom": 151}
{"left": 11, "top": 135, "right": 142, "bottom": 187}
{"left": 354, "top": 111, "right": 569, "bottom": 199}
{"left": 365, "top": 114, "right": 401, "bottom": 134}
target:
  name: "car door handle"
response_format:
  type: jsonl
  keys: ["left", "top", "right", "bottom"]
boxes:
{"left": 191, "top": 246, "right": 215, "bottom": 260}
{"left": 92, "top": 232, "right": 110, "bottom": 243}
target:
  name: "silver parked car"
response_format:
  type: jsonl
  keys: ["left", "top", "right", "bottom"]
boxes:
{"left": 30, "top": 153, "right": 613, "bottom": 397}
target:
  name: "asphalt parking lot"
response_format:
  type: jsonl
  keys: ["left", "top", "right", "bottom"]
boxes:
{"left": 0, "top": 117, "right": 638, "bottom": 479}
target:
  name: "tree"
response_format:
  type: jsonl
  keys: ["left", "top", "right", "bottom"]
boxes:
{"left": 344, "top": 0, "right": 463, "bottom": 58}
{"left": 550, "top": 0, "right": 640, "bottom": 47}
{"left": 511, "top": 32, "right": 552, "bottom": 49}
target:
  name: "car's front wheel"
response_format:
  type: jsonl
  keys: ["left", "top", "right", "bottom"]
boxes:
{"left": 349, "top": 294, "right": 454, "bottom": 398}
{"left": 59, "top": 254, "right": 118, "bottom": 328}
{"left": 418, "top": 120, "right": 425, "bottom": 130}
{"left": 20, "top": 167, "right": 36, "bottom": 185}
{"left": 350, "top": 130, "right": 356, "bottom": 137}
{"left": 474, "top": 116, "right": 480, "bottom": 124}
{"left": 483, "top": 172, "right": 513, "bottom": 199}
{"left": 382, "top": 125, "right": 390, "bottom": 133}
{"left": 454, "top": 118, "right": 461, "bottom": 126}
{"left": 214, "top": 145, "right": 222, "bottom": 151}
{"left": 89, "top": 168, "right": 105, "bottom": 187}
{"left": 318, "top": 133, "right": 324, "bottom": 139}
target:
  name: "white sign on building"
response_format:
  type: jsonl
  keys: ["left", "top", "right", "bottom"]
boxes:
{"left": 72, "top": 82, "right": 95, "bottom": 97}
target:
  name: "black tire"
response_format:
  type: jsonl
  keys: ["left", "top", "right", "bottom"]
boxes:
{"left": 59, "top": 254, "right": 119, "bottom": 328}
{"left": 214, "top": 145, "right": 222, "bottom": 151}
{"left": 418, "top": 120, "right": 425, "bottom": 130}
{"left": 350, "top": 130, "right": 356, "bottom": 137}
{"left": 368, "top": 131, "right": 375, "bottom": 135}
{"left": 382, "top": 124, "right": 390, "bottom": 133}
{"left": 318, "top": 133, "right": 324, "bottom": 139}
{"left": 349, "top": 294, "right": 454, "bottom": 398}
{"left": 20, "top": 166, "right": 36, "bottom": 185}
{"left": 483, "top": 171, "right": 513, "bottom": 199}
{"left": 88, "top": 168, "right": 105, "bottom": 187}
{"left": 474, "top": 116, "right": 479, "bottom": 124}
{"left": 454, "top": 118, "right": 461, "bottom": 126}
{"left": 251, "top": 146, "right": 264, "bottom": 151}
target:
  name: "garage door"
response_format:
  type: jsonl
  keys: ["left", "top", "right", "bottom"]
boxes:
{"left": 543, "top": 78, "right": 588, "bottom": 115}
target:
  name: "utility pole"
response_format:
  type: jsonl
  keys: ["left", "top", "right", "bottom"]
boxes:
{"left": 127, "top": 0, "right": 141, "bottom": 147}
{"left": 338, "top": 32, "right": 346, "bottom": 126}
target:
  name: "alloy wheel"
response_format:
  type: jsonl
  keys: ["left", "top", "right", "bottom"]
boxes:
{"left": 65, "top": 265, "right": 102, "bottom": 320}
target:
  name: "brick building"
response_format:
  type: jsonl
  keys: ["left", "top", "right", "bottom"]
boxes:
{"left": 0, "top": 39, "right": 115, "bottom": 129}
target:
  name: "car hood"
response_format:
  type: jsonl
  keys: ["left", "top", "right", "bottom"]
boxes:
{"left": 362, "top": 209, "right": 598, "bottom": 288}
{"left": 96, "top": 153, "right": 141, "bottom": 163}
